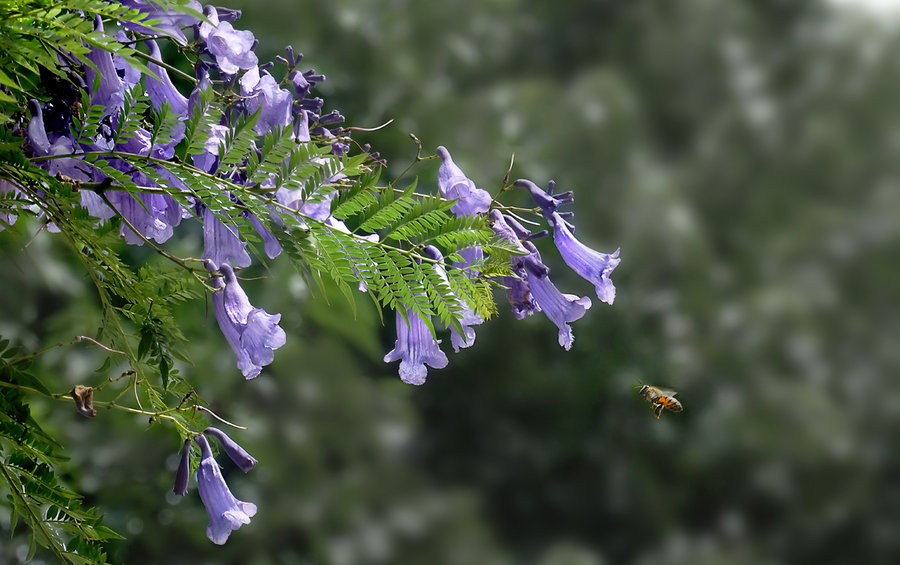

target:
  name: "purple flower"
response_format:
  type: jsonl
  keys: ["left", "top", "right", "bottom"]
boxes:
{"left": 520, "top": 248, "right": 591, "bottom": 350}
{"left": 0, "top": 180, "right": 20, "bottom": 229}
{"left": 208, "top": 262, "right": 286, "bottom": 378}
{"left": 106, "top": 191, "right": 182, "bottom": 245}
{"left": 204, "top": 427, "right": 257, "bottom": 473}
{"left": 247, "top": 212, "right": 282, "bottom": 259}
{"left": 239, "top": 66, "right": 292, "bottom": 136}
{"left": 194, "top": 435, "right": 257, "bottom": 545}
{"left": 422, "top": 246, "right": 482, "bottom": 352}
{"left": 173, "top": 439, "right": 191, "bottom": 496}
{"left": 504, "top": 275, "right": 540, "bottom": 319}
{"left": 85, "top": 17, "right": 124, "bottom": 117}
{"left": 488, "top": 210, "right": 529, "bottom": 254}
{"left": 145, "top": 40, "right": 189, "bottom": 117}
{"left": 514, "top": 178, "right": 574, "bottom": 219}
{"left": 192, "top": 123, "right": 229, "bottom": 174}
{"left": 436, "top": 146, "right": 492, "bottom": 217}
{"left": 202, "top": 204, "right": 252, "bottom": 268}
{"left": 384, "top": 309, "right": 448, "bottom": 385}
{"left": 549, "top": 211, "right": 621, "bottom": 305}
{"left": 199, "top": 6, "right": 258, "bottom": 76}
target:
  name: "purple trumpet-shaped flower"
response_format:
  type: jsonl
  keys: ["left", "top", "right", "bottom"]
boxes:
{"left": 239, "top": 66, "right": 292, "bottom": 136}
{"left": 86, "top": 17, "right": 124, "bottom": 118}
{"left": 202, "top": 205, "right": 252, "bottom": 268}
{"left": 108, "top": 190, "right": 183, "bottom": 245}
{"left": 505, "top": 275, "right": 540, "bottom": 319}
{"left": 514, "top": 178, "right": 574, "bottom": 219}
{"left": 247, "top": 213, "right": 282, "bottom": 259}
{"left": 422, "top": 246, "right": 482, "bottom": 352}
{"left": 145, "top": 40, "right": 189, "bottom": 117}
{"left": 436, "top": 146, "right": 492, "bottom": 217}
{"left": 549, "top": 211, "right": 621, "bottom": 305}
{"left": 384, "top": 309, "right": 448, "bottom": 385}
{"left": 192, "top": 123, "right": 229, "bottom": 174}
{"left": 203, "top": 427, "right": 257, "bottom": 473}
{"left": 199, "top": 6, "right": 258, "bottom": 76}
{"left": 114, "top": 32, "right": 142, "bottom": 90}
{"left": 0, "top": 180, "right": 20, "bottom": 230}
{"left": 208, "top": 262, "right": 286, "bottom": 378}
{"left": 173, "top": 439, "right": 191, "bottom": 496}
{"left": 520, "top": 246, "right": 592, "bottom": 350}
{"left": 194, "top": 435, "right": 257, "bottom": 545}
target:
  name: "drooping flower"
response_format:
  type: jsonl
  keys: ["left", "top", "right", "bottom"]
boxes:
{"left": 504, "top": 275, "right": 540, "bottom": 319}
{"left": 173, "top": 439, "right": 191, "bottom": 496}
{"left": 198, "top": 6, "right": 258, "bottom": 76}
{"left": 145, "top": 40, "right": 189, "bottom": 117}
{"left": 384, "top": 309, "right": 448, "bottom": 385}
{"left": 548, "top": 211, "right": 621, "bottom": 305}
{"left": 194, "top": 435, "right": 257, "bottom": 545}
{"left": 208, "top": 262, "right": 286, "bottom": 378}
{"left": 85, "top": 17, "right": 125, "bottom": 118}
{"left": 247, "top": 212, "right": 282, "bottom": 259}
{"left": 436, "top": 146, "right": 492, "bottom": 217}
{"left": 514, "top": 178, "right": 574, "bottom": 219}
{"left": 203, "top": 427, "right": 257, "bottom": 473}
{"left": 519, "top": 245, "right": 591, "bottom": 350}
{"left": 0, "top": 180, "right": 20, "bottom": 230}
{"left": 239, "top": 66, "right": 292, "bottom": 136}
{"left": 202, "top": 205, "right": 252, "bottom": 269}
{"left": 422, "top": 245, "right": 482, "bottom": 352}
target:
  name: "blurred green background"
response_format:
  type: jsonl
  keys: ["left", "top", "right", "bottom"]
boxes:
{"left": 3, "top": 0, "right": 900, "bottom": 563}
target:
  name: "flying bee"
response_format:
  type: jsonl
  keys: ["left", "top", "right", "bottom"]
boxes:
{"left": 638, "top": 384, "right": 683, "bottom": 419}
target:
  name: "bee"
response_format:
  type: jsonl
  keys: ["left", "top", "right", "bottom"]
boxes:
{"left": 638, "top": 384, "right": 683, "bottom": 419}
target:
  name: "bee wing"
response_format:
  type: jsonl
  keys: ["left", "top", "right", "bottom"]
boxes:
{"left": 657, "top": 389, "right": 678, "bottom": 397}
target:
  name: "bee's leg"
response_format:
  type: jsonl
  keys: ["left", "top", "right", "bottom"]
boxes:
{"left": 654, "top": 404, "right": 663, "bottom": 419}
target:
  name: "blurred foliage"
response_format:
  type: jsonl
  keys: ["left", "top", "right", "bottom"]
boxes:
{"left": 3, "top": 0, "right": 900, "bottom": 563}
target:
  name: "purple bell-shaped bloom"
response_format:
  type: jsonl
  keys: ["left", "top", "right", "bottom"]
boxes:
{"left": 239, "top": 66, "right": 292, "bottom": 136}
{"left": 198, "top": 6, "right": 258, "bottom": 76}
{"left": 202, "top": 205, "right": 252, "bottom": 268}
{"left": 203, "top": 427, "right": 257, "bottom": 473}
{"left": 145, "top": 40, "right": 189, "bottom": 117}
{"left": 384, "top": 309, "right": 448, "bottom": 385}
{"left": 0, "top": 180, "right": 20, "bottom": 230}
{"left": 173, "top": 439, "right": 191, "bottom": 496}
{"left": 436, "top": 146, "right": 492, "bottom": 217}
{"left": 422, "top": 246, "right": 482, "bottom": 352}
{"left": 548, "top": 211, "right": 620, "bottom": 305}
{"left": 489, "top": 210, "right": 529, "bottom": 254}
{"left": 504, "top": 275, "right": 540, "bottom": 320}
{"left": 247, "top": 213, "right": 282, "bottom": 259}
{"left": 514, "top": 178, "right": 574, "bottom": 219}
{"left": 520, "top": 248, "right": 591, "bottom": 351}
{"left": 208, "top": 262, "right": 286, "bottom": 378}
{"left": 85, "top": 17, "right": 124, "bottom": 117}
{"left": 194, "top": 435, "right": 257, "bottom": 545}
{"left": 106, "top": 191, "right": 180, "bottom": 245}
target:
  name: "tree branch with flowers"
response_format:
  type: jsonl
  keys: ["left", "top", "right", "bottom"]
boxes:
{"left": 0, "top": 0, "right": 620, "bottom": 561}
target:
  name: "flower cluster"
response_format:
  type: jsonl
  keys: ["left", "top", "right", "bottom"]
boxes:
{"left": 174, "top": 428, "right": 258, "bottom": 545}
{"left": 17, "top": 3, "right": 345, "bottom": 375}
{"left": 1, "top": 0, "right": 622, "bottom": 547}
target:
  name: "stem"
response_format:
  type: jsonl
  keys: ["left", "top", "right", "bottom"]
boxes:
{"left": 197, "top": 406, "right": 247, "bottom": 430}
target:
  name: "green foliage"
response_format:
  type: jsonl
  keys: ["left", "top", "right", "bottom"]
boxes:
{"left": 0, "top": 341, "right": 121, "bottom": 564}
